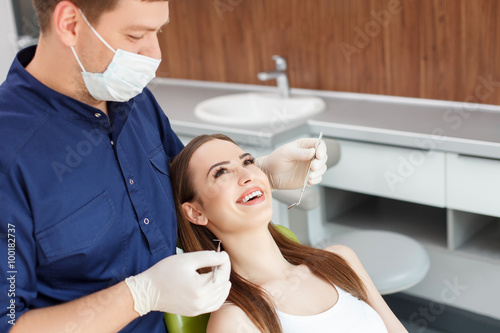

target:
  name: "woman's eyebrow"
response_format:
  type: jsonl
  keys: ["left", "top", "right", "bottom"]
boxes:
{"left": 239, "top": 153, "right": 252, "bottom": 159}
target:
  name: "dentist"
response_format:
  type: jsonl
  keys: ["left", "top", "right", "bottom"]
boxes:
{"left": 0, "top": 1, "right": 327, "bottom": 332}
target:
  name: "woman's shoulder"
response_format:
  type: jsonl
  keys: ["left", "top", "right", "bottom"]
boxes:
{"left": 323, "top": 244, "right": 367, "bottom": 278}
{"left": 324, "top": 244, "right": 408, "bottom": 332}
{"left": 207, "top": 302, "right": 260, "bottom": 333}
{"left": 324, "top": 244, "right": 359, "bottom": 263}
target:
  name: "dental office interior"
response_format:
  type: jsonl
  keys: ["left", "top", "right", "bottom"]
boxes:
{"left": 2, "top": 0, "right": 500, "bottom": 332}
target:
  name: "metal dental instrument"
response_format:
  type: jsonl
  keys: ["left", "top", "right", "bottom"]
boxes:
{"left": 212, "top": 239, "right": 222, "bottom": 283}
{"left": 288, "top": 132, "right": 323, "bottom": 210}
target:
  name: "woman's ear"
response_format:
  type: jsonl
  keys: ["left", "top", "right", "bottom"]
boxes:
{"left": 182, "top": 202, "right": 208, "bottom": 226}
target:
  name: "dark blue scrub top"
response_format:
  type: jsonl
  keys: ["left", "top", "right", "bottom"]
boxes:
{"left": 0, "top": 46, "right": 184, "bottom": 332}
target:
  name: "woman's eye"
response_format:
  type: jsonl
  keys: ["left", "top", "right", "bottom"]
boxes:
{"left": 243, "top": 157, "right": 255, "bottom": 166}
{"left": 214, "top": 168, "right": 228, "bottom": 179}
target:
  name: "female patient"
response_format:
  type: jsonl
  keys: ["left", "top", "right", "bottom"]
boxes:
{"left": 170, "top": 134, "right": 407, "bottom": 333}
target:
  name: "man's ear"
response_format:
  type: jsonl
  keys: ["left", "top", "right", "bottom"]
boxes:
{"left": 181, "top": 202, "right": 208, "bottom": 226}
{"left": 52, "top": 1, "right": 81, "bottom": 46}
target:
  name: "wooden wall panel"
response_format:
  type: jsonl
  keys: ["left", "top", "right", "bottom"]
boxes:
{"left": 158, "top": 0, "right": 500, "bottom": 105}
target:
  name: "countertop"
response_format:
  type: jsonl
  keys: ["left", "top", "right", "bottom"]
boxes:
{"left": 149, "top": 78, "right": 309, "bottom": 148}
{"left": 149, "top": 78, "right": 500, "bottom": 159}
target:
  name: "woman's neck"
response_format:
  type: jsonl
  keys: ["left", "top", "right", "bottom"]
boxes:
{"left": 220, "top": 226, "right": 295, "bottom": 285}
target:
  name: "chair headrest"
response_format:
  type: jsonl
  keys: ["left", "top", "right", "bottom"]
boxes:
{"left": 324, "top": 137, "right": 341, "bottom": 169}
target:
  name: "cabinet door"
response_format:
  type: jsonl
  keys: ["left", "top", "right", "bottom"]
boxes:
{"left": 447, "top": 153, "right": 500, "bottom": 217}
{"left": 321, "top": 139, "right": 446, "bottom": 207}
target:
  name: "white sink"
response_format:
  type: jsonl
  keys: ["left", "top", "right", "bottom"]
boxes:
{"left": 194, "top": 92, "right": 325, "bottom": 126}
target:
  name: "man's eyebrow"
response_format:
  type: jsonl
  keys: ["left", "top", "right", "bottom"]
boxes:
{"left": 125, "top": 20, "right": 169, "bottom": 32}
{"left": 125, "top": 25, "right": 157, "bottom": 31}
{"left": 206, "top": 154, "right": 253, "bottom": 176}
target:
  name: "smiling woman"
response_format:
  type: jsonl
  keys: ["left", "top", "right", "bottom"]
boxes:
{"left": 170, "top": 134, "right": 407, "bottom": 333}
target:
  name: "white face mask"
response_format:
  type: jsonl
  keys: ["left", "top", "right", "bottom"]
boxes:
{"left": 71, "top": 9, "right": 161, "bottom": 102}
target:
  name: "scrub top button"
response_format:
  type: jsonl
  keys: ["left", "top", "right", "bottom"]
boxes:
{"left": 129, "top": 179, "right": 134, "bottom": 185}
{"left": 110, "top": 140, "right": 114, "bottom": 146}
{"left": 143, "top": 218, "right": 150, "bottom": 225}
{"left": 94, "top": 113, "right": 101, "bottom": 118}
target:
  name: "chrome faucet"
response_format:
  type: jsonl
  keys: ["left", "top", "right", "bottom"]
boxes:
{"left": 257, "top": 55, "right": 290, "bottom": 98}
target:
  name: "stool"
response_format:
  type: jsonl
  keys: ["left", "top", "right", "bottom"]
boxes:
{"left": 329, "top": 229, "right": 429, "bottom": 294}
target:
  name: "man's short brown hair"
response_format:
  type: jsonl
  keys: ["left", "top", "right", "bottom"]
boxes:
{"left": 32, "top": 0, "right": 168, "bottom": 33}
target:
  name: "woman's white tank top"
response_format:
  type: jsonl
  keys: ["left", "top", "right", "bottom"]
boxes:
{"left": 276, "top": 285, "right": 388, "bottom": 332}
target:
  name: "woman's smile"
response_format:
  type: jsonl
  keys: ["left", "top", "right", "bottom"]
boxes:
{"left": 236, "top": 186, "right": 265, "bottom": 205}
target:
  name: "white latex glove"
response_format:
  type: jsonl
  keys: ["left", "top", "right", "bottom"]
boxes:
{"left": 256, "top": 137, "right": 328, "bottom": 190}
{"left": 125, "top": 251, "right": 231, "bottom": 317}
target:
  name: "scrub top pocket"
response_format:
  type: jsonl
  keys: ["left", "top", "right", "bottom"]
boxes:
{"left": 36, "top": 191, "right": 117, "bottom": 292}
{"left": 148, "top": 146, "right": 174, "bottom": 200}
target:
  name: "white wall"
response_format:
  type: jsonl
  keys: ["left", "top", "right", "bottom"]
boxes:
{"left": 0, "top": 0, "right": 20, "bottom": 82}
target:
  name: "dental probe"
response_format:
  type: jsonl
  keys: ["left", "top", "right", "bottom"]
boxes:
{"left": 212, "top": 239, "right": 222, "bottom": 283}
{"left": 288, "top": 132, "right": 323, "bottom": 210}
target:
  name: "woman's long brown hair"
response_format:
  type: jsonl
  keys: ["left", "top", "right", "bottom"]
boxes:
{"left": 170, "top": 134, "right": 368, "bottom": 333}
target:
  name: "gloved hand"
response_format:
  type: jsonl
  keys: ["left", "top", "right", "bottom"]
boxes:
{"left": 256, "top": 137, "right": 328, "bottom": 190}
{"left": 125, "top": 251, "right": 231, "bottom": 317}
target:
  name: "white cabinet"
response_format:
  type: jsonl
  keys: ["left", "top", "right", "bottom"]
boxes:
{"left": 317, "top": 138, "right": 500, "bottom": 320}
{"left": 321, "top": 139, "right": 446, "bottom": 207}
{"left": 447, "top": 153, "right": 500, "bottom": 218}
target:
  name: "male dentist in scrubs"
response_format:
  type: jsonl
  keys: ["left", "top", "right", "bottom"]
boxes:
{"left": 0, "top": 1, "right": 327, "bottom": 332}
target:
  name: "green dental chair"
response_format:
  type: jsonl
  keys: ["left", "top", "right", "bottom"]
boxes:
{"left": 163, "top": 224, "right": 299, "bottom": 333}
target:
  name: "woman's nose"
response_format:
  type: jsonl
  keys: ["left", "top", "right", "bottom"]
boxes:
{"left": 238, "top": 168, "right": 255, "bottom": 185}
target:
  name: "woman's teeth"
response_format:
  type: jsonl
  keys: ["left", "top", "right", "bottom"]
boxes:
{"left": 240, "top": 191, "right": 263, "bottom": 203}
